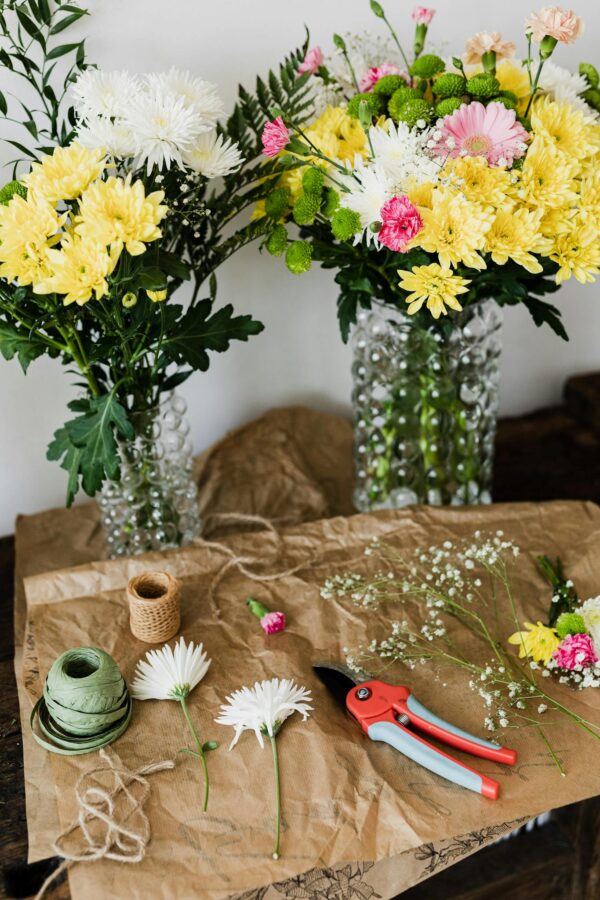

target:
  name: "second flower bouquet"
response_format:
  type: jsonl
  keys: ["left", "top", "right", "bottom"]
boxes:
{"left": 252, "top": 3, "right": 600, "bottom": 510}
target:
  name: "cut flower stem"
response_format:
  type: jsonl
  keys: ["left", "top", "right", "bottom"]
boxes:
{"left": 180, "top": 696, "right": 210, "bottom": 812}
{"left": 270, "top": 735, "right": 282, "bottom": 859}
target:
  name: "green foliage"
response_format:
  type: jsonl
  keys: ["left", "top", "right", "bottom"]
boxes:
{"left": 48, "top": 393, "right": 134, "bottom": 505}
{"left": 492, "top": 95, "right": 517, "bottom": 110}
{"left": 372, "top": 74, "right": 408, "bottom": 97}
{"left": 579, "top": 62, "right": 599, "bottom": 89}
{"left": 409, "top": 54, "right": 445, "bottom": 79}
{"left": 331, "top": 208, "right": 361, "bottom": 241}
{"left": 285, "top": 240, "right": 313, "bottom": 274}
{"left": 0, "top": 319, "right": 48, "bottom": 372}
{"left": 0, "top": 180, "right": 27, "bottom": 204}
{"left": 556, "top": 612, "right": 587, "bottom": 639}
{"left": 466, "top": 74, "right": 500, "bottom": 99}
{"left": 302, "top": 166, "right": 324, "bottom": 196}
{"left": 435, "top": 97, "right": 463, "bottom": 117}
{"left": 391, "top": 98, "right": 434, "bottom": 127}
{"left": 322, "top": 188, "right": 340, "bottom": 218}
{"left": 583, "top": 88, "right": 600, "bottom": 112}
{"left": 387, "top": 87, "right": 423, "bottom": 121}
{"left": 347, "top": 91, "right": 386, "bottom": 119}
{"left": 265, "top": 225, "right": 288, "bottom": 256}
{"left": 293, "top": 193, "right": 320, "bottom": 225}
{"left": 432, "top": 73, "right": 466, "bottom": 98}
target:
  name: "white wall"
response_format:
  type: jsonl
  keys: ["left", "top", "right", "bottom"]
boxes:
{"left": 0, "top": 0, "right": 598, "bottom": 533}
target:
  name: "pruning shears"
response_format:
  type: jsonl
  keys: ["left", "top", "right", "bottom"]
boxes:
{"left": 314, "top": 663, "right": 517, "bottom": 799}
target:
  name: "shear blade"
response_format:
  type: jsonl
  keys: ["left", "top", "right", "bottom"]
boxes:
{"left": 313, "top": 662, "right": 361, "bottom": 710}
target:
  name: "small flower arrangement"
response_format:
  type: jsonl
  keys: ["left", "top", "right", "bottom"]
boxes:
{"left": 321, "top": 531, "right": 600, "bottom": 774}
{"left": 509, "top": 557, "right": 600, "bottom": 689}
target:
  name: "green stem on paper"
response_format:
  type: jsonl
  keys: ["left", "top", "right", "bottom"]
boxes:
{"left": 270, "top": 734, "right": 282, "bottom": 860}
{"left": 180, "top": 696, "right": 210, "bottom": 812}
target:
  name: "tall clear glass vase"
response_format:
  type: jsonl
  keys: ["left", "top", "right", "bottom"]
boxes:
{"left": 98, "top": 393, "right": 202, "bottom": 558}
{"left": 352, "top": 299, "right": 503, "bottom": 511}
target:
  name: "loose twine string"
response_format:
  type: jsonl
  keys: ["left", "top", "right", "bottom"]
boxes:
{"left": 199, "top": 512, "right": 321, "bottom": 604}
{"left": 35, "top": 748, "right": 175, "bottom": 899}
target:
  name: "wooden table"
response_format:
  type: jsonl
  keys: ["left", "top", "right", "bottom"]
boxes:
{"left": 2, "top": 374, "right": 600, "bottom": 900}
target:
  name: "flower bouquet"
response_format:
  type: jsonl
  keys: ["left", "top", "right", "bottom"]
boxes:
{"left": 0, "top": 2, "right": 308, "bottom": 555}
{"left": 254, "top": 3, "right": 600, "bottom": 510}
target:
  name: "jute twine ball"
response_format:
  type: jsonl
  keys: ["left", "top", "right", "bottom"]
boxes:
{"left": 127, "top": 571, "right": 181, "bottom": 643}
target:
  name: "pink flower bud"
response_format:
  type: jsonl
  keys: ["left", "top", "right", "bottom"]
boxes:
{"left": 260, "top": 611, "right": 286, "bottom": 635}
{"left": 298, "top": 46, "right": 325, "bottom": 76}
{"left": 411, "top": 6, "right": 436, "bottom": 25}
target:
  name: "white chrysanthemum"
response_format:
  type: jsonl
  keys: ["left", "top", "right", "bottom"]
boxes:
{"left": 131, "top": 637, "right": 211, "bottom": 700}
{"left": 77, "top": 115, "right": 137, "bottom": 159}
{"left": 125, "top": 88, "right": 209, "bottom": 171}
{"left": 145, "top": 68, "right": 224, "bottom": 125}
{"left": 369, "top": 120, "right": 440, "bottom": 188}
{"left": 339, "top": 160, "right": 392, "bottom": 245}
{"left": 182, "top": 131, "right": 243, "bottom": 178}
{"left": 215, "top": 678, "right": 312, "bottom": 749}
{"left": 538, "top": 62, "right": 599, "bottom": 119}
{"left": 580, "top": 597, "right": 600, "bottom": 656}
{"left": 71, "top": 70, "right": 140, "bottom": 120}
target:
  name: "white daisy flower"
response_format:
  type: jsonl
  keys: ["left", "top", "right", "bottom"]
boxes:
{"left": 131, "top": 636, "right": 210, "bottom": 701}
{"left": 216, "top": 677, "right": 312, "bottom": 859}
{"left": 71, "top": 69, "right": 140, "bottom": 120}
{"left": 369, "top": 120, "right": 440, "bottom": 188}
{"left": 76, "top": 115, "right": 137, "bottom": 159}
{"left": 538, "top": 62, "right": 599, "bottom": 119}
{"left": 216, "top": 677, "right": 312, "bottom": 749}
{"left": 131, "top": 637, "right": 214, "bottom": 811}
{"left": 182, "top": 131, "right": 244, "bottom": 178}
{"left": 146, "top": 67, "right": 224, "bottom": 125}
{"left": 124, "top": 87, "right": 209, "bottom": 171}
{"left": 339, "top": 160, "right": 392, "bottom": 245}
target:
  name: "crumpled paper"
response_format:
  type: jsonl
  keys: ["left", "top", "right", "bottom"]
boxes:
{"left": 13, "top": 407, "right": 600, "bottom": 899}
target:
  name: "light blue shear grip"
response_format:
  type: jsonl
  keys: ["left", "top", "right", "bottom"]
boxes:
{"left": 406, "top": 694, "right": 502, "bottom": 751}
{"left": 368, "top": 720, "right": 484, "bottom": 795}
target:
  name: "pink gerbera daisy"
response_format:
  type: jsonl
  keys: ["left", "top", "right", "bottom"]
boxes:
{"left": 378, "top": 195, "right": 423, "bottom": 252}
{"left": 261, "top": 116, "right": 290, "bottom": 157}
{"left": 431, "top": 101, "right": 529, "bottom": 167}
{"left": 359, "top": 62, "right": 410, "bottom": 93}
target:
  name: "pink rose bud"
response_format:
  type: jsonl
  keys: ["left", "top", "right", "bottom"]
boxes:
{"left": 261, "top": 116, "right": 290, "bottom": 157}
{"left": 411, "top": 6, "right": 436, "bottom": 25}
{"left": 298, "top": 46, "right": 325, "bottom": 75}
{"left": 247, "top": 598, "right": 286, "bottom": 635}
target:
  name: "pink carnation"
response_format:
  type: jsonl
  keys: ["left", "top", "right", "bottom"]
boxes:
{"left": 298, "top": 46, "right": 325, "bottom": 76}
{"left": 260, "top": 611, "right": 286, "bottom": 635}
{"left": 431, "top": 101, "right": 529, "bottom": 167}
{"left": 553, "top": 633, "right": 598, "bottom": 670}
{"left": 359, "top": 62, "right": 410, "bottom": 93}
{"left": 411, "top": 6, "right": 436, "bottom": 25}
{"left": 525, "top": 6, "right": 584, "bottom": 44}
{"left": 378, "top": 195, "right": 423, "bottom": 252}
{"left": 261, "top": 116, "right": 290, "bottom": 157}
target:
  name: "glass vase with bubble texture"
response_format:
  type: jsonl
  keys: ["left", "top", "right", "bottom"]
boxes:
{"left": 352, "top": 299, "right": 503, "bottom": 511}
{"left": 98, "top": 393, "right": 201, "bottom": 558}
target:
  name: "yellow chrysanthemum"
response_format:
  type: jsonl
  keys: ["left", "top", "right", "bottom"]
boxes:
{"left": 76, "top": 177, "right": 168, "bottom": 256}
{"left": 538, "top": 205, "right": 577, "bottom": 238}
{"left": 33, "top": 236, "right": 119, "bottom": 306}
{"left": 23, "top": 143, "right": 105, "bottom": 203}
{"left": 507, "top": 621, "right": 559, "bottom": 664}
{"left": 530, "top": 96, "right": 597, "bottom": 162}
{"left": 549, "top": 220, "right": 600, "bottom": 284}
{"left": 280, "top": 106, "right": 366, "bottom": 201}
{"left": 443, "top": 156, "right": 513, "bottom": 208}
{"left": 405, "top": 178, "right": 435, "bottom": 210}
{"left": 0, "top": 192, "right": 62, "bottom": 286}
{"left": 495, "top": 60, "right": 532, "bottom": 105}
{"left": 398, "top": 263, "right": 471, "bottom": 319}
{"left": 579, "top": 170, "right": 600, "bottom": 226}
{"left": 414, "top": 189, "right": 493, "bottom": 270}
{"left": 146, "top": 289, "right": 167, "bottom": 302}
{"left": 484, "top": 206, "right": 548, "bottom": 273}
{"left": 515, "top": 138, "right": 578, "bottom": 209}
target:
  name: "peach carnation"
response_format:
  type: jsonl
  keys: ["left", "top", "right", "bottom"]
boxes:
{"left": 464, "top": 32, "right": 516, "bottom": 65}
{"left": 525, "top": 6, "right": 584, "bottom": 44}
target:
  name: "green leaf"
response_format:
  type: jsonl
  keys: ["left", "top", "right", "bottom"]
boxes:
{"left": 5, "top": 139, "right": 38, "bottom": 160}
{"left": 50, "top": 10, "right": 87, "bottom": 34}
{"left": 162, "top": 300, "right": 264, "bottom": 371}
{"left": 61, "top": 393, "right": 134, "bottom": 498}
{"left": 46, "top": 42, "right": 80, "bottom": 60}
{"left": 0, "top": 90, "right": 6, "bottom": 115}
{"left": 16, "top": 7, "right": 45, "bottom": 46}
{"left": 157, "top": 249, "right": 191, "bottom": 282}
{"left": 521, "top": 296, "right": 568, "bottom": 340}
{"left": 0, "top": 321, "right": 46, "bottom": 373}
{"left": 47, "top": 425, "right": 82, "bottom": 507}
{"left": 137, "top": 268, "right": 167, "bottom": 291}
{"left": 202, "top": 740, "right": 219, "bottom": 752}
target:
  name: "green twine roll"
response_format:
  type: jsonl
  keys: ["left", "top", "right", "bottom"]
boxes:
{"left": 30, "top": 647, "right": 132, "bottom": 755}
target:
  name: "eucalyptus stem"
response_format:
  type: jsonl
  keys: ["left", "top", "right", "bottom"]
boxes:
{"left": 180, "top": 695, "right": 210, "bottom": 812}
{"left": 269, "top": 734, "right": 282, "bottom": 860}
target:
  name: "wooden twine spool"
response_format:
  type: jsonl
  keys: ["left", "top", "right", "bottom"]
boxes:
{"left": 127, "top": 572, "right": 181, "bottom": 644}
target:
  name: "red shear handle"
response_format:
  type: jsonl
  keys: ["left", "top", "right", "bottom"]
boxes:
{"left": 402, "top": 694, "right": 517, "bottom": 766}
